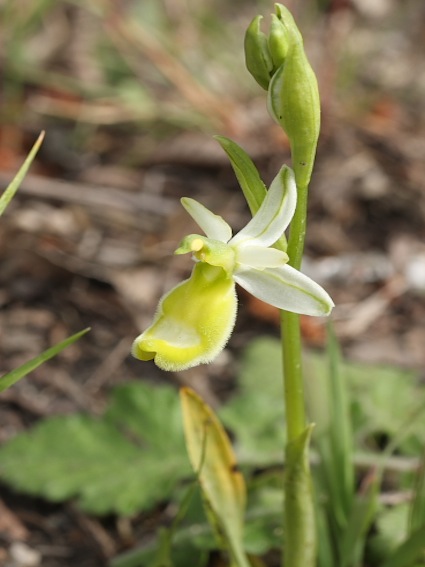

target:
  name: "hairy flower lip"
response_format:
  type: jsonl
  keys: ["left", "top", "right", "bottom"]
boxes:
{"left": 132, "top": 263, "right": 237, "bottom": 371}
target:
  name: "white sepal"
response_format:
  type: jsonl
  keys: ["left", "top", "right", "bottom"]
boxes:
{"left": 236, "top": 245, "right": 288, "bottom": 269}
{"left": 181, "top": 197, "right": 232, "bottom": 242}
{"left": 230, "top": 165, "right": 296, "bottom": 248}
{"left": 234, "top": 264, "right": 334, "bottom": 316}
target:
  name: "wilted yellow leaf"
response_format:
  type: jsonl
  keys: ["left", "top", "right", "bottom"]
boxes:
{"left": 180, "top": 387, "right": 249, "bottom": 567}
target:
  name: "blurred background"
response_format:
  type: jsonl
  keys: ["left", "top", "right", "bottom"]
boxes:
{"left": 0, "top": 0, "right": 425, "bottom": 565}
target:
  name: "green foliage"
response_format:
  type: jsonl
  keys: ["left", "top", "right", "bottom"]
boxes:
{"left": 1, "top": 336, "right": 425, "bottom": 565}
{"left": 219, "top": 337, "right": 285, "bottom": 467}
{"left": 0, "top": 382, "right": 190, "bottom": 516}
{"left": 0, "top": 132, "right": 44, "bottom": 218}
{"left": 305, "top": 329, "right": 425, "bottom": 567}
{"left": 306, "top": 348, "right": 425, "bottom": 455}
{"left": 110, "top": 484, "right": 213, "bottom": 567}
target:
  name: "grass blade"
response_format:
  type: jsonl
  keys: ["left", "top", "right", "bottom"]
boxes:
{"left": 340, "top": 476, "right": 378, "bottom": 567}
{"left": 0, "top": 328, "right": 90, "bottom": 393}
{"left": 409, "top": 452, "right": 425, "bottom": 534}
{"left": 0, "top": 131, "right": 45, "bottom": 217}
{"left": 327, "top": 323, "right": 355, "bottom": 524}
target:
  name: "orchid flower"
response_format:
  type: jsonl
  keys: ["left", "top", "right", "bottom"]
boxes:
{"left": 132, "top": 165, "right": 333, "bottom": 371}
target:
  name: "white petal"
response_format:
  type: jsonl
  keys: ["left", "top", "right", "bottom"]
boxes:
{"left": 181, "top": 197, "right": 232, "bottom": 242}
{"left": 234, "top": 264, "right": 334, "bottom": 316}
{"left": 230, "top": 165, "right": 296, "bottom": 248}
{"left": 236, "top": 245, "right": 288, "bottom": 269}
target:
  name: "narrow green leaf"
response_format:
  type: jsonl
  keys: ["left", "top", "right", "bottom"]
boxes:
{"left": 180, "top": 387, "right": 250, "bottom": 567}
{"left": 327, "top": 324, "right": 354, "bottom": 515}
{"left": 0, "top": 131, "right": 44, "bottom": 217}
{"left": 315, "top": 504, "right": 336, "bottom": 567}
{"left": 409, "top": 451, "right": 425, "bottom": 534}
{"left": 0, "top": 328, "right": 90, "bottom": 393}
{"left": 309, "top": 324, "right": 355, "bottom": 540}
{"left": 339, "top": 478, "right": 378, "bottom": 567}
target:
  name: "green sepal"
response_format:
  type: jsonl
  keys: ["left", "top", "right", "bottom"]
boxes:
{"left": 268, "top": 14, "right": 289, "bottom": 69}
{"left": 214, "top": 136, "right": 287, "bottom": 252}
{"left": 284, "top": 423, "right": 317, "bottom": 567}
{"left": 274, "top": 3, "right": 303, "bottom": 45}
{"left": 244, "top": 16, "right": 274, "bottom": 90}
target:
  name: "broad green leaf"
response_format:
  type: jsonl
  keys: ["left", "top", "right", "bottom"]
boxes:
{"left": 180, "top": 387, "right": 249, "bottom": 567}
{"left": 219, "top": 337, "right": 285, "bottom": 466}
{"left": 0, "top": 382, "right": 190, "bottom": 515}
{"left": 305, "top": 348, "right": 424, "bottom": 455}
{"left": 242, "top": 485, "right": 282, "bottom": 555}
{"left": 380, "top": 524, "right": 425, "bottom": 567}
{"left": 0, "top": 131, "right": 44, "bottom": 217}
{"left": 224, "top": 337, "right": 423, "bottom": 465}
{"left": 369, "top": 502, "right": 410, "bottom": 561}
{"left": 0, "top": 328, "right": 90, "bottom": 393}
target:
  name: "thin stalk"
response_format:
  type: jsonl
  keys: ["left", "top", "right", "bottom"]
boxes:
{"left": 281, "top": 183, "right": 308, "bottom": 442}
{"left": 281, "top": 182, "right": 317, "bottom": 567}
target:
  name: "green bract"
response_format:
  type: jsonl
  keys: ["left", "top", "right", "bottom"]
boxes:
{"left": 132, "top": 165, "right": 333, "bottom": 372}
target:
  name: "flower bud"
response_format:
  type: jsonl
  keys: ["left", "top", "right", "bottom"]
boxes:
{"left": 269, "top": 5, "right": 320, "bottom": 188}
{"left": 268, "top": 65, "right": 320, "bottom": 190}
{"left": 244, "top": 15, "right": 274, "bottom": 90}
{"left": 244, "top": 4, "right": 320, "bottom": 189}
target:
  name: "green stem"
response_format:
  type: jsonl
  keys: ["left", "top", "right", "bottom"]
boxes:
{"left": 281, "top": 183, "right": 317, "bottom": 567}
{"left": 281, "top": 183, "right": 308, "bottom": 442}
{"left": 281, "top": 310, "right": 304, "bottom": 441}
